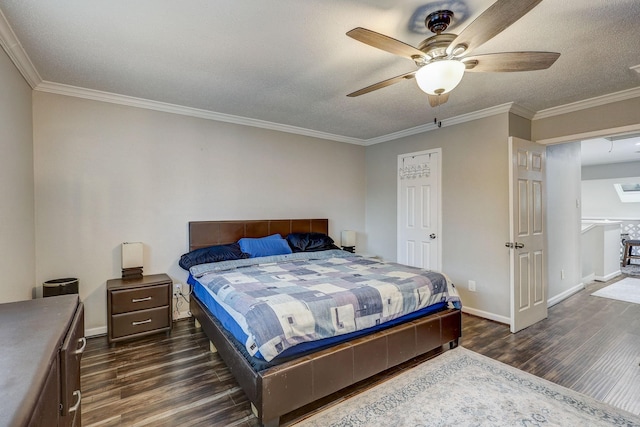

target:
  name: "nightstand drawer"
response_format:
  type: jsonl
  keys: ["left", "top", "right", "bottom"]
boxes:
{"left": 111, "top": 284, "right": 170, "bottom": 314}
{"left": 111, "top": 306, "right": 170, "bottom": 339}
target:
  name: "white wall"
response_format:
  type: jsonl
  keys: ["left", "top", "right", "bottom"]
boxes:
{"left": 583, "top": 161, "right": 640, "bottom": 180}
{"left": 0, "top": 47, "right": 35, "bottom": 303}
{"left": 365, "top": 114, "right": 512, "bottom": 320}
{"left": 33, "top": 92, "right": 366, "bottom": 333}
{"left": 582, "top": 176, "right": 640, "bottom": 220}
{"left": 545, "top": 142, "right": 582, "bottom": 303}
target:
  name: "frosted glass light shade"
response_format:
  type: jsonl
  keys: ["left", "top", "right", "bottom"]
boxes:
{"left": 415, "top": 60, "right": 465, "bottom": 95}
{"left": 341, "top": 230, "right": 356, "bottom": 247}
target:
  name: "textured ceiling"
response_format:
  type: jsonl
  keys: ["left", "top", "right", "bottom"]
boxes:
{"left": 1, "top": 0, "right": 639, "bottom": 142}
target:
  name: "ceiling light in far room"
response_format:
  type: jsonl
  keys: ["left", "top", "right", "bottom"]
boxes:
{"left": 415, "top": 60, "right": 465, "bottom": 95}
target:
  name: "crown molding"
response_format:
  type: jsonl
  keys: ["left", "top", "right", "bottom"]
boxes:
{"left": 363, "top": 103, "right": 524, "bottom": 146}
{"left": 34, "top": 78, "right": 640, "bottom": 146}
{"left": 35, "top": 81, "right": 365, "bottom": 145}
{"left": 36, "top": 80, "right": 530, "bottom": 146}
{"left": 533, "top": 86, "right": 640, "bottom": 120}
{"left": 0, "top": 7, "right": 41, "bottom": 88}
{"left": 509, "top": 103, "right": 536, "bottom": 120}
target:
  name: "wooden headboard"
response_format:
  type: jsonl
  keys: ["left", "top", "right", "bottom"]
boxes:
{"left": 188, "top": 219, "right": 329, "bottom": 251}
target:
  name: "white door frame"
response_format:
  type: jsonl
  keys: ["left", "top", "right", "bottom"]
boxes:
{"left": 397, "top": 148, "right": 442, "bottom": 271}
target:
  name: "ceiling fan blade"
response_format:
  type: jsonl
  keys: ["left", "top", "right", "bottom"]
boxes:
{"left": 446, "top": 0, "right": 543, "bottom": 56}
{"left": 347, "top": 71, "right": 416, "bottom": 97}
{"left": 463, "top": 52, "right": 560, "bottom": 72}
{"left": 347, "top": 27, "right": 425, "bottom": 60}
{"left": 428, "top": 93, "right": 450, "bottom": 107}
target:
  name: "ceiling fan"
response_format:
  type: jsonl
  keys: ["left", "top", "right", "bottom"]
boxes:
{"left": 346, "top": 0, "right": 560, "bottom": 107}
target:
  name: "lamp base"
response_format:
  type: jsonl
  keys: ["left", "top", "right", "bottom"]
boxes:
{"left": 122, "top": 267, "right": 143, "bottom": 279}
{"left": 341, "top": 246, "right": 355, "bottom": 253}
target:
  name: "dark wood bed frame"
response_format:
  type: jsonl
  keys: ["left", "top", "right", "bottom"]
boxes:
{"left": 188, "top": 219, "right": 461, "bottom": 426}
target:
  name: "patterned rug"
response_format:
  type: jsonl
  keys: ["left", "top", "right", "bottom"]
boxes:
{"left": 592, "top": 277, "right": 640, "bottom": 304}
{"left": 296, "top": 347, "right": 640, "bottom": 427}
{"left": 622, "top": 263, "right": 640, "bottom": 276}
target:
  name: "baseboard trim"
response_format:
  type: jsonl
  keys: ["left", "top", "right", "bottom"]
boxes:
{"left": 85, "top": 326, "right": 107, "bottom": 338}
{"left": 582, "top": 273, "right": 596, "bottom": 284}
{"left": 548, "top": 282, "right": 585, "bottom": 308}
{"left": 595, "top": 271, "right": 621, "bottom": 282}
{"left": 462, "top": 306, "right": 510, "bottom": 325}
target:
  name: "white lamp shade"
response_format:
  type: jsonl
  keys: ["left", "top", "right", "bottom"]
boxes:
{"left": 122, "top": 242, "right": 143, "bottom": 269}
{"left": 415, "top": 60, "right": 465, "bottom": 95}
{"left": 341, "top": 230, "right": 356, "bottom": 247}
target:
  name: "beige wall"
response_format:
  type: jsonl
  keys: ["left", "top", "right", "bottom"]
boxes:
{"left": 365, "top": 114, "right": 512, "bottom": 319}
{"left": 0, "top": 47, "right": 35, "bottom": 303}
{"left": 582, "top": 177, "right": 640, "bottom": 220}
{"left": 33, "top": 92, "right": 366, "bottom": 333}
{"left": 532, "top": 97, "right": 640, "bottom": 143}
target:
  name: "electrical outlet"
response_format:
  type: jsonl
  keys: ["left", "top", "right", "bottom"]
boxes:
{"left": 468, "top": 280, "right": 476, "bottom": 292}
{"left": 173, "top": 283, "right": 182, "bottom": 295}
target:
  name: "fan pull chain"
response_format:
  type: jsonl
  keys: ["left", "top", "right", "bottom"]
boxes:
{"left": 433, "top": 95, "right": 442, "bottom": 128}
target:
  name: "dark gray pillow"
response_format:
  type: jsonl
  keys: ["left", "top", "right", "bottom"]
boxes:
{"left": 179, "top": 243, "right": 248, "bottom": 270}
{"left": 286, "top": 232, "right": 339, "bottom": 252}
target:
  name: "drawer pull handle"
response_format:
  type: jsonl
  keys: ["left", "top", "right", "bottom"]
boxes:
{"left": 132, "top": 319, "right": 152, "bottom": 326}
{"left": 75, "top": 337, "right": 87, "bottom": 355}
{"left": 68, "top": 390, "right": 81, "bottom": 413}
{"left": 132, "top": 296, "right": 152, "bottom": 303}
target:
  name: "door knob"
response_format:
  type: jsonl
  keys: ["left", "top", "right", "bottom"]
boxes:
{"left": 505, "top": 242, "right": 524, "bottom": 249}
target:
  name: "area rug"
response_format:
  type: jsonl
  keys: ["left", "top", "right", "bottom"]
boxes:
{"left": 621, "top": 263, "right": 640, "bottom": 276}
{"left": 296, "top": 347, "right": 640, "bottom": 427}
{"left": 591, "top": 277, "right": 640, "bottom": 304}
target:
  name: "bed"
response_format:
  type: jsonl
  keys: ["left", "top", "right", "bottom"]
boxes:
{"left": 186, "top": 219, "right": 461, "bottom": 426}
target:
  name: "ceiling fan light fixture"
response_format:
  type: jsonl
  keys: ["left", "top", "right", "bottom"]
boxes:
{"left": 415, "top": 60, "right": 465, "bottom": 95}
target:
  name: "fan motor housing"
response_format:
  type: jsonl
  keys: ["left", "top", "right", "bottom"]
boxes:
{"left": 418, "top": 33, "right": 457, "bottom": 60}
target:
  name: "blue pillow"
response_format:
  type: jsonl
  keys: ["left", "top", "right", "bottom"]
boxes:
{"left": 179, "top": 243, "right": 248, "bottom": 270}
{"left": 238, "top": 235, "right": 292, "bottom": 258}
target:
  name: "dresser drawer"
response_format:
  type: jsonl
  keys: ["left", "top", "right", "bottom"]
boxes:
{"left": 111, "top": 306, "right": 170, "bottom": 339}
{"left": 110, "top": 284, "right": 170, "bottom": 314}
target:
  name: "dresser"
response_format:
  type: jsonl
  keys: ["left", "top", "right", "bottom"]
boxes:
{"left": 106, "top": 273, "right": 172, "bottom": 344}
{"left": 0, "top": 295, "right": 85, "bottom": 427}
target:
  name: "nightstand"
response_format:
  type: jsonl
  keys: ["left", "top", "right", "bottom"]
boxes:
{"left": 106, "top": 273, "right": 172, "bottom": 345}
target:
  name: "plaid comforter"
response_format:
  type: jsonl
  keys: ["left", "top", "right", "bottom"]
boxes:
{"left": 192, "top": 250, "right": 460, "bottom": 362}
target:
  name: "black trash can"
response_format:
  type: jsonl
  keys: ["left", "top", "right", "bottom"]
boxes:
{"left": 43, "top": 278, "right": 79, "bottom": 297}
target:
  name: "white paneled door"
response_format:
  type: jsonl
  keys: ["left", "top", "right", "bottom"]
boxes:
{"left": 508, "top": 137, "right": 547, "bottom": 333}
{"left": 397, "top": 149, "right": 441, "bottom": 271}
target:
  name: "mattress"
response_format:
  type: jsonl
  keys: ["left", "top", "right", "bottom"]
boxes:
{"left": 188, "top": 250, "right": 461, "bottom": 363}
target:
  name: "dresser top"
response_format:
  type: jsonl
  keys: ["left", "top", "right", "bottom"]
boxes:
{"left": 0, "top": 295, "right": 79, "bottom": 425}
{"left": 107, "top": 273, "right": 171, "bottom": 290}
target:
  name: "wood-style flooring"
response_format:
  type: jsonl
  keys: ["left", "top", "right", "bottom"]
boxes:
{"left": 81, "top": 276, "right": 640, "bottom": 426}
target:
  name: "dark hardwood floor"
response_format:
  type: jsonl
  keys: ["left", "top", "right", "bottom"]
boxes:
{"left": 81, "top": 275, "right": 640, "bottom": 426}
{"left": 462, "top": 277, "right": 640, "bottom": 416}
